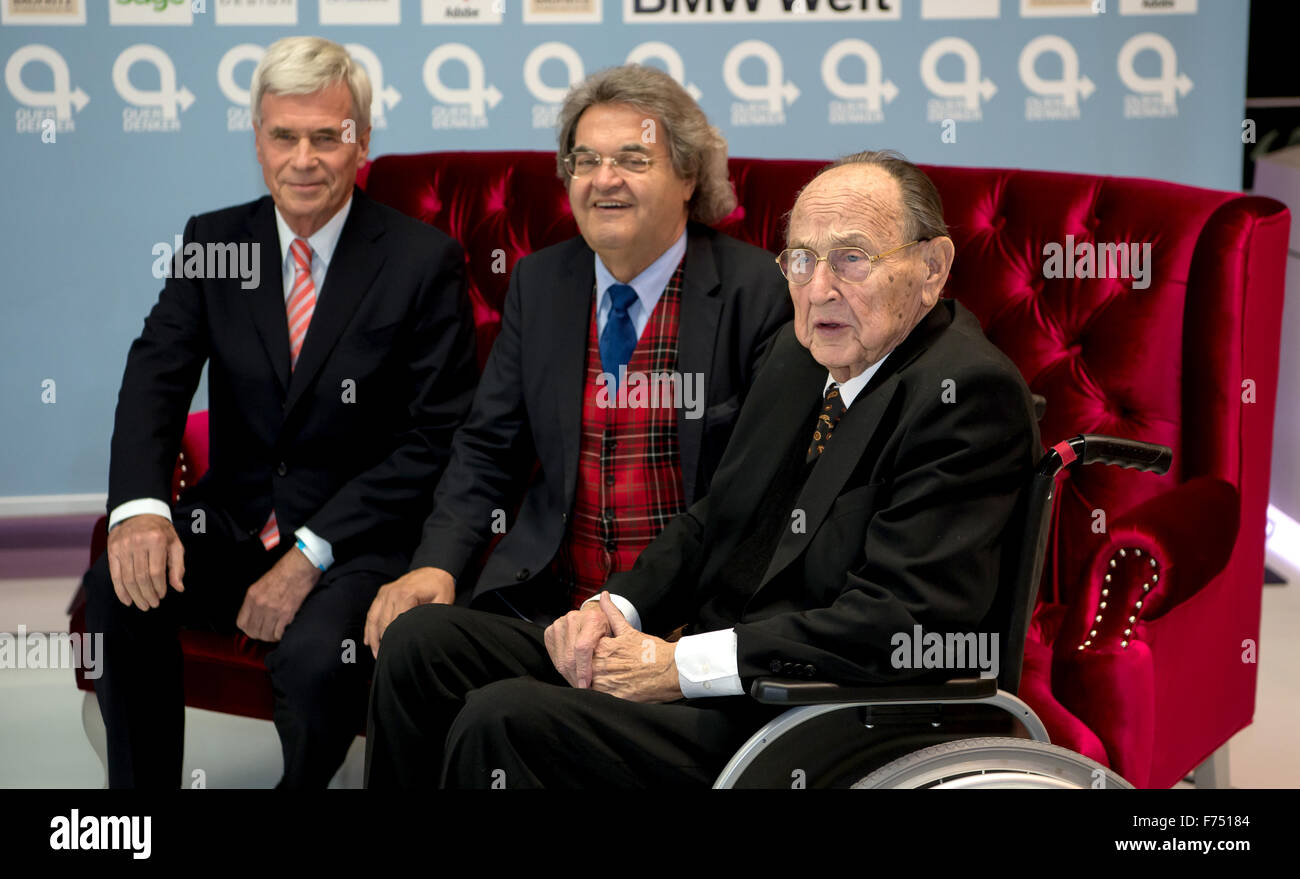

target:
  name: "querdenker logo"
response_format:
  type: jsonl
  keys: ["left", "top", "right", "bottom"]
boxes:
{"left": 113, "top": 44, "right": 194, "bottom": 133}
{"left": 5, "top": 44, "right": 89, "bottom": 133}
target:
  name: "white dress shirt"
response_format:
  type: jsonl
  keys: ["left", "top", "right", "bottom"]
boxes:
{"left": 589, "top": 351, "right": 891, "bottom": 698}
{"left": 108, "top": 198, "right": 354, "bottom": 572}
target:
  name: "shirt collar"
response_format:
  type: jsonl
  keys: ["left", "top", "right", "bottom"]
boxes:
{"left": 825, "top": 352, "right": 889, "bottom": 409}
{"left": 593, "top": 228, "right": 688, "bottom": 307}
{"left": 274, "top": 196, "right": 353, "bottom": 274}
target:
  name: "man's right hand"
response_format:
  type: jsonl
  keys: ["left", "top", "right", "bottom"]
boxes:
{"left": 544, "top": 600, "right": 614, "bottom": 689}
{"left": 106, "top": 514, "right": 185, "bottom": 611}
{"left": 364, "top": 567, "right": 456, "bottom": 659}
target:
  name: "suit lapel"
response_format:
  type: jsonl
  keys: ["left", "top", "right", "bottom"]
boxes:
{"left": 754, "top": 300, "right": 957, "bottom": 593}
{"left": 553, "top": 242, "right": 597, "bottom": 508}
{"left": 675, "top": 226, "right": 721, "bottom": 502}
{"left": 245, "top": 197, "right": 290, "bottom": 394}
{"left": 284, "top": 189, "right": 385, "bottom": 416}
{"left": 707, "top": 330, "right": 826, "bottom": 543}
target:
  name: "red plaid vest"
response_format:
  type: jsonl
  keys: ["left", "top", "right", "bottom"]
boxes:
{"left": 553, "top": 259, "right": 688, "bottom": 608}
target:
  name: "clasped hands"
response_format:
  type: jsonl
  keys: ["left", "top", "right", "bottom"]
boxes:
{"left": 544, "top": 592, "right": 681, "bottom": 703}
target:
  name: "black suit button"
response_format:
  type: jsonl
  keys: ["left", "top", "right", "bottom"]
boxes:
{"left": 515, "top": 568, "right": 530, "bottom": 582}
{"left": 769, "top": 659, "right": 783, "bottom": 674}
{"left": 782, "top": 662, "right": 796, "bottom": 675}
{"left": 805, "top": 665, "right": 817, "bottom": 678}
{"left": 276, "top": 462, "right": 287, "bottom": 477}
{"left": 561, "top": 512, "right": 568, "bottom": 523}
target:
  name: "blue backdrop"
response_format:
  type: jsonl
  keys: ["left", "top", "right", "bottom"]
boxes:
{"left": 0, "top": 0, "right": 1246, "bottom": 499}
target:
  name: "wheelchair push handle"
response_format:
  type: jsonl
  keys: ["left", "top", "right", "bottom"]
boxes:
{"left": 1043, "top": 434, "right": 1173, "bottom": 478}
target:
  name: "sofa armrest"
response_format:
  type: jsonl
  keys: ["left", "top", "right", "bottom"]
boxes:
{"left": 1056, "top": 476, "right": 1239, "bottom": 654}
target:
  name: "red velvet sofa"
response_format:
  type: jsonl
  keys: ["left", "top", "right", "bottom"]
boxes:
{"left": 72, "top": 151, "right": 1289, "bottom": 788}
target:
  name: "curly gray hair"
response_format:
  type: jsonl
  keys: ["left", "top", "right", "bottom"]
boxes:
{"left": 555, "top": 65, "right": 736, "bottom": 225}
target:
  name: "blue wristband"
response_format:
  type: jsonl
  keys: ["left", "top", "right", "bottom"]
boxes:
{"left": 295, "top": 537, "right": 327, "bottom": 571}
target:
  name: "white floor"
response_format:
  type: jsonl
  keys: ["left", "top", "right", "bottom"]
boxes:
{"left": 1, "top": 572, "right": 1296, "bottom": 788}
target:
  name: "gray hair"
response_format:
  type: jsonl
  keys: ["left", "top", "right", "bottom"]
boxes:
{"left": 555, "top": 65, "right": 736, "bottom": 225}
{"left": 251, "top": 36, "right": 372, "bottom": 131}
{"left": 804, "top": 150, "right": 949, "bottom": 242}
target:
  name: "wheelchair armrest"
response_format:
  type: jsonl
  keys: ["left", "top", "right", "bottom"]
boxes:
{"left": 750, "top": 676, "right": 997, "bottom": 705}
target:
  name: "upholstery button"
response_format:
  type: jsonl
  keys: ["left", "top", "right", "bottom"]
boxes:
{"left": 515, "top": 568, "right": 530, "bottom": 581}
{"left": 276, "top": 462, "right": 287, "bottom": 477}
{"left": 770, "top": 659, "right": 783, "bottom": 673}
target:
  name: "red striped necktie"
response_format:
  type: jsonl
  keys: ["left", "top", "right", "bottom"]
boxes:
{"left": 259, "top": 237, "right": 317, "bottom": 550}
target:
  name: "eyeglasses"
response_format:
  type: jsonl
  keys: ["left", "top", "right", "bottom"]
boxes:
{"left": 775, "top": 241, "right": 920, "bottom": 285}
{"left": 563, "top": 150, "right": 655, "bottom": 177}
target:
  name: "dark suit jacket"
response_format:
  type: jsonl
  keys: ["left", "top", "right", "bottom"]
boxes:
{"left": 108, "top": 187, "right": 478, "bottom": 575}
{"left": 608, "top": 299, "right": 1041, "bottom": 689}
{"left": 410, "top": 222, "right": 792, "bottom": 610}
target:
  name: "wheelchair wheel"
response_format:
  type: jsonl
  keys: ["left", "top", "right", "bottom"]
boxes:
{"left": 850, "top": 737, "right": 1133, "bottom": 789}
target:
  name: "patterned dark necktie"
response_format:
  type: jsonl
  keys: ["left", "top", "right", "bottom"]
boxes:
{"left": 807, "top": 383, "right": 847, "bottom": 462}
{"left": 599, "top": 283, "right": 639, "bottom": 387}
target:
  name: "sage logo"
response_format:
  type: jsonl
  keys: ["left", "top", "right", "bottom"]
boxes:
{"left": 425, "top": 43, "right": 499, "bottom": 129}
{"left": 1019, "top": 35, "right": 1094, "bottom": 121}
{"left": 1118, "top": 32, "right": 1191, "bottom": 118}
{"left": 5, "top": 44, "right": 88, "bottom": 134}
{"left": 114, "top": 45, "right": 193, "bottom": 133}
{"left": 217, "top": 43, "right": 264, "bottom": 132}
{"left": 890, "top": 625, "right": 1000, "bottom": 680}
{"left": 822, "top": 38, "right": 896, "bottom": 125}
{"left": 345, "top": 43, "right": 401, "bottom": 130}
{"left": 724, "top": 40, "right": 798, "bottom": 126}
{"left": 921, "top": 36, "right": 995, "bottom": 122}
{"left": 626, "top": 42, "right": 702, "bottom": 101}
{"left": 109, "top": 0, "right": 194, "bottom": 26}
{"left": 524, "top": 42, "right": 583, "bottom": 130}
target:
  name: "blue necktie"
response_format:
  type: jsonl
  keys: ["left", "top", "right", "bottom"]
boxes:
{"left": 600, "top": 283, "right": 639, "bottom": 387}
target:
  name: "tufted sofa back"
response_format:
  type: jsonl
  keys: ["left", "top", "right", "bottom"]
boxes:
{"left": 362, "top": 150, "right": 1288, "bottom": 611}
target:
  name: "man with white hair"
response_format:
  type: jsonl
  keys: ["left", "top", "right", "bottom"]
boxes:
{"left": 84, "top": 36, "right": 478, "bottom": 788}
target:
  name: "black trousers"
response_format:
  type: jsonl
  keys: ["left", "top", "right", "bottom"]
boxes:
{"left": 83, "top": 501, "right": 385, "bottom": 789}
{"left": 364, "top": 604, "right": 780, "bottom": 788}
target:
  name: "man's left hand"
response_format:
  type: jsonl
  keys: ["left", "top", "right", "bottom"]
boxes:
{"left": 236, "top": 547, "right": 322, "bottom": 642}
{"left": 590, "top": 592, "right": 681, "bottom": 703}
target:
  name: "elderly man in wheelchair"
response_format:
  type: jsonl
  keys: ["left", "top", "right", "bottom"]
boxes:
{"left": 364, "top": 150, "right": 1167, "bottom": 789}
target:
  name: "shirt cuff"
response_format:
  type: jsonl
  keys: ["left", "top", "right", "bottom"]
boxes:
{"left": 580, "top": 592, "right": 642, "bottom": 632}
{"left": 675, "top": 628, "right": 744, "bottom": 698}
{"left": 293, "top": 527, "right": 334, "bottom": 571}
{"left": 108, "top": 499, "right": 172, "bottom": 531}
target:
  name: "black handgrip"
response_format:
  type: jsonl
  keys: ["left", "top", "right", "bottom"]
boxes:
{"left": 1079, "top": 435, "right": 1172, "bottom": 475}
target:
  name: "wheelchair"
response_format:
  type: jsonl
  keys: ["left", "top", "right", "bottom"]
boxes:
{"left": 713, "top": 433, "right": 1172, "bottom": 789}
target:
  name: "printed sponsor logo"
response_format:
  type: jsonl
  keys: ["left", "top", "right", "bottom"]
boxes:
{"left": 623, "top": 0, "right": 901, "bottom": 24}
{"left": 424, "top": 43, "right": 500, "bottom": 129}
{"left": 6, "top": 44, "right": 88, "bottom": 133}
{"left": 1117, "top": 32, "right": 1190, "bottom": 118}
